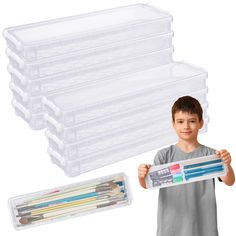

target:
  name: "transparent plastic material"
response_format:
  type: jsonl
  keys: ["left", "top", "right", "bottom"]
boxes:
{"left": 43, "top": 62, "right": 208, "bottom": 126}
{"left": 11, "top": 99, "right": 44, "bottom": 130}
{"left": 48, "top": 124, "right": 208, "bottom": 177}
{"left": 3, "top": 4, "right": 172, "bottom": 61}
{"left": 46, "top": 115, "right": 209, "bottom": 160}
{"left": 145, "top": 155, "right": 227, "bottom": 189}
{"left": 45, "top": 91, "right": 208, "bottom": 144}
{"left": 9, "top": 48, "right": 173, "bottom": 96}
{"left": 9, "top": 48, "right": 174, "bottom": 114}
{"left": 6, "top": 38, "right": 173, "bottom": 79}
{"left": 9, "top": 173, "right": 131, "bottom": 229}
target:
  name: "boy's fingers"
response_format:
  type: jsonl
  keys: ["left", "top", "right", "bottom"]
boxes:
{"left": 215, "top": 151, "right": 220, "bottom": 157}
{"left": 219, "top": 149, "right": 227, "bottom": 155}
{"left": 138, "top": 164, "right": 151, "bottom": 170}
{"left": 221, "top": 152, "right": 230, "bottom": 158}
{"left": 216, "top": 150, "right": 229, "bottom": 158}
{"left": 138, "top": 164, "right": 147, "bottom": 168}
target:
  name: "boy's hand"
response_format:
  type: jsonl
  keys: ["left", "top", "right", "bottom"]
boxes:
{"left": 216, "top": 149, "right": 231, "bottom": 166}
{"left": 138, "top": 164, "right": 151, "bottom": 179}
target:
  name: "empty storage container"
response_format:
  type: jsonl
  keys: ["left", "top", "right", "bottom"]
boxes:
{"left": 46, "top": 113, "right": 209, "bottom": 160}
{"left": 3, "top": 4, "right": 172, "bottom": 61}
{"left": 48, "top": 122, "right": 209, "bottom": 177}
{"left": 9, "top": 48, "right": 174, "bottom": 114}
{"left": 6, "top": 36, "right": 173, "bottom": 79}
{"left": 8, "top": 48, "right": 173, "bottom": 96}
{"left": 44, "top": 89, "right": 208, "bottom": 143}
{"left": 8, "top": 50, "right": 172, "bottom": 97}
{"left": 43, "top": 62, "right": 208, "bottom": 126}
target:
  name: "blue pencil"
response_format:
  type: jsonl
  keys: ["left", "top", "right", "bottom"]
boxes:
{"left": 185, "top": 166, "right": 224, "bottom": 181}
{"left": 184, "top": 164, "right": 224, "bottom": 175}
{"left": 183, "top": 159, "right": 222, "bottom": 169}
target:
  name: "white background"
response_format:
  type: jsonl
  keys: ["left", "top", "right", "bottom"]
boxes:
{"left": 0, "top": 0, "right": 235, "bottom": 235}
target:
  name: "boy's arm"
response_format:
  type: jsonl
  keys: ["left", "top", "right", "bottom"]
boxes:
{"left": 217, "top": 150, "right": 235, "bottom": 186}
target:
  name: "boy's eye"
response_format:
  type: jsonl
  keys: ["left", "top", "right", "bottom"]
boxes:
{"left": 189, "top": 120, "right": 196, "bottom": 123}
{"left": 177, "top": 120, "right": 184, "bottom": 124}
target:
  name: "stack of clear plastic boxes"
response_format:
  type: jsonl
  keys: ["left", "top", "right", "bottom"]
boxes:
{"left": 4, "top": 4, "right": 209, "bottom": 176}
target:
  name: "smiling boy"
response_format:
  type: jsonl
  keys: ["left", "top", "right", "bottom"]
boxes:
{"left": 138, "top": 96, "right": 235, "bottom": 236}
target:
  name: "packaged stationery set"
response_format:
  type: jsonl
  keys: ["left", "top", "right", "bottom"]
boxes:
{"left": 145, "top": 155, "right": 227, "bottom": 189}
{"left": 4, "top": 4, "right": 225, "bottom": 229}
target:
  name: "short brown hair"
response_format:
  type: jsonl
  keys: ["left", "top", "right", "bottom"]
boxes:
{"left": 171, "top": 96, "right": 203, "bottom": 122}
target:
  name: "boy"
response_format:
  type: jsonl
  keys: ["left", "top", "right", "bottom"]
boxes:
{"left": 138, "top": 96, "right": 235, "bottom": 236}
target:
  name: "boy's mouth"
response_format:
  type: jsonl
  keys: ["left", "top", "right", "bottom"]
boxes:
{"left": 181, "top": 131, "right": 192, "bottom": 135}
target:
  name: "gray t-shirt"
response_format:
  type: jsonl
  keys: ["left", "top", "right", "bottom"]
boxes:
{"left": 153, "top": 144, "right": 219, "bottom": 236}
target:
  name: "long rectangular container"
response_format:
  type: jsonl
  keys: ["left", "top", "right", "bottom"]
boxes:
{"left": 43, "top": 62, "right": 208, "bottom": 126}
{"left": 46, "top": 115, "right": 209, "bottom": 160}
{"left": 3, "top": 4, "right": 172, "bottom": 61}
{"left": 9, "top": 48, "right": 173, "bottom": 96}
{"left": 9, "top": 48, "right": 174, "bottom": 114}
{"left": 45, "top": 90, "right": 208, "bottom": 143}
{"left": 9, "top": 173, "right": 131, "bottom": 229}
{"left": 6, "top": 34, "right": 173, "bottom": 79}
{"left": 48, "top": 124, "right": 208, "bottom": 177}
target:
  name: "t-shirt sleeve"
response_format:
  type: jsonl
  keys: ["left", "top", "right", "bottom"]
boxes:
{"left": 153, "top": 150, "right": 165, "bottom": 166}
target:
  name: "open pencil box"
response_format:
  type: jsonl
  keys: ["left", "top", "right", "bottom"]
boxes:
{"left": 145, "top": 155, "right": 227, "bottom": 189}
{"left": 9, "top": 172, "right": 131, "bottom": 229}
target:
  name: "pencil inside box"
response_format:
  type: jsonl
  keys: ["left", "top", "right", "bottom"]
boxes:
{"left": 45, "top": 91, "right": 208, "bottom": 143}
{"left": 3, "top": 4, "right": 172, "bottom": 61}
{"left": 146, "top": 155, "right": 227, "bottom": 189}
{"left": 9, "top": 173, "right": 131, "bottom": 229}
{"left": 48, "top": 123, "right": 208, "bottom": 177}
{"left": 43, "top": 62, "right": 208, "bottom": 126}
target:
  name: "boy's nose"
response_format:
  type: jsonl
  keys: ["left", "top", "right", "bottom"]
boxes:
{"left": 183, "top": 122, "right": 190, "bottom": 129}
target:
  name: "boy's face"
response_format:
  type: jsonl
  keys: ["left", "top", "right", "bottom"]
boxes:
{"left": 172, "top": 111, "right": 203, "bottom": 142}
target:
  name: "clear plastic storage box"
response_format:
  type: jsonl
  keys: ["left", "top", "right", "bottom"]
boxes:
{"left": 48, "top": 124, "right": 208, "bottom": 177}
{"left": 43, "top": 62, "right": 208, "bottom": 126}
{"left": 145, "top": 155, "right": 227, "bottom": 188}
{"left": 3, "top": 4, "right": 172, "bottom": 61}
{"left": 6, "top": 33, "right": 173, "bottom": 78}
{"left": 46, "top": 114, "right": 209, "bottom": 160}
{"left": 45, "top": 90, "right": 208, "bottom": 143}
{"left": 8, "top": 48, "right": 173, "bottom": 96}
{"left": 9, "top": 48, "right": 174, "bottom": 114}
{"left": 9, "top": 173, "right": 131, "bottom": 229}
